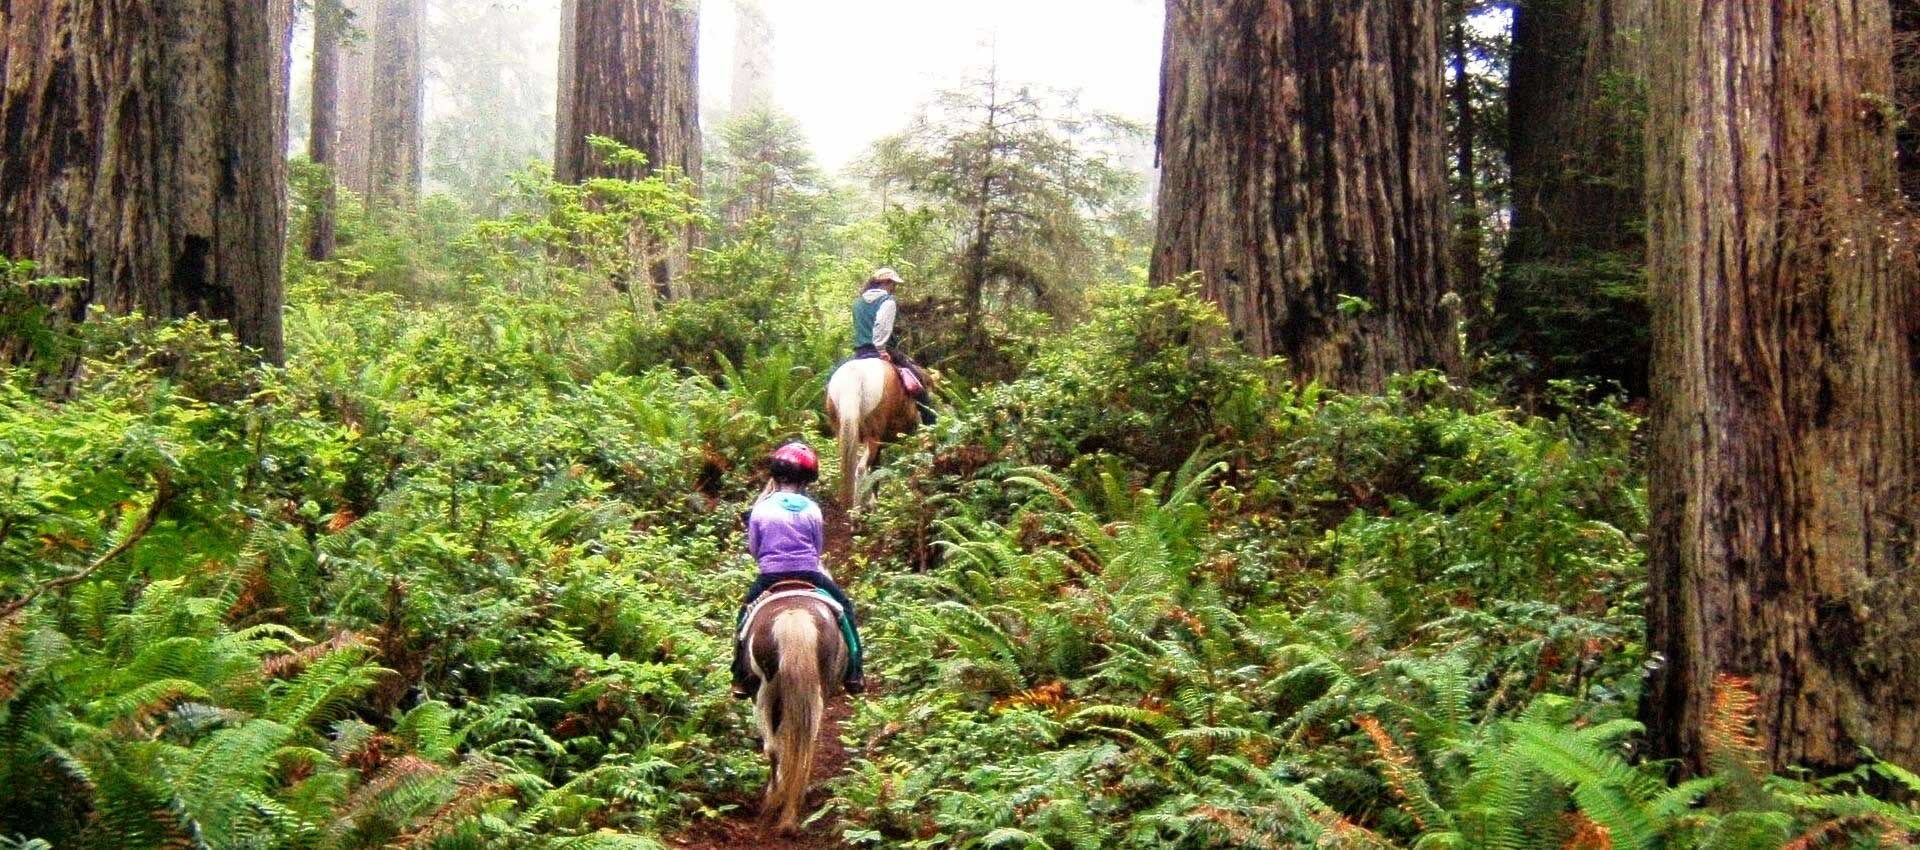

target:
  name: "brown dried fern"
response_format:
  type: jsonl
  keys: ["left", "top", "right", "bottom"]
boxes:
{"left": 1704, "top": 674, "right": 1767, "bottom": 780}
{"left": 1357, "top": 714, "right": 1441, "bottom": 831}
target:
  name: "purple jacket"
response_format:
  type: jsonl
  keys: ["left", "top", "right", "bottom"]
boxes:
{"left": 747, "top": 491, "right": 827, "bottom": 575}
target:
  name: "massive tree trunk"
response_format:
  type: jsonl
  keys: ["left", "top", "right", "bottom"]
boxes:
{"left": 1643, "top": 0, "right": 1920, "bottom": 775}
{"left": 731, "top": 0, "right": 775, "bottom": 115}
{"left": 556, "top": 0, "right": 702, "bottom": 300}
{"left": 0, "top": 0, "right": 286, "bottom": 364}
{"left": 1496, "top": 0, "right": 1649, "bottom": 395}
{"left": 1150, "top": 0, "right": 1458, "bottom": 393}
{"left": 309, "top": 0, "right": 343, "bottom": 260}
{"left": 1448, "top": 4, "right": 1485, "bottom": 348}
{"left": 555, "top": 0, "right": 577, "bottom": 170}
{"left": 336, "top": 0, "right": 376, "bottom": 199}
{"left": 270, "top": 0, "right": 296, "bottom": 268}
{"left": 271, "top": 0, "right": 295, "bottom": 158}
{"left": 1896, "top": 0, "right": 1920, "bottom": 204}
{"left": 367, "top": 0, "right": 423, "bottom": 206}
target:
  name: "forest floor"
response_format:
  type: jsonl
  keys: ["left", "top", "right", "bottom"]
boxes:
{"left": 666, "top": 497, "right": 859, "bottom": 850}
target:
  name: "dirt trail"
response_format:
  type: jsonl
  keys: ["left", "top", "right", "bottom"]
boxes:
{"left": 668, "top": 498, "right": 860, "bottom": 850}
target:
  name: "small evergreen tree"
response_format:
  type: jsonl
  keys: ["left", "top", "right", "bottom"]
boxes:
{"left": 856, "top": 64, "right": 1150, "bottom": 376}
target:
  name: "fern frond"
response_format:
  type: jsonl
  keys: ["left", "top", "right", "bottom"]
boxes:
{"left": 1356, "top": 714, "right": 1453, "bottom": 833}
{"left": 1704, "top": 674, "right": 1767, "bottom": 786}
{"left": 90, "top": 678, "right": 212, "bottom": 723}
{"left": 1509, "top": 720, "right": 1660, "bottom": 850}
{"left": 1070, "top": 703, "right": 1174, "bottom": 733}
{"left": 979, "top": 826, "right": 1050, "bottom": 849}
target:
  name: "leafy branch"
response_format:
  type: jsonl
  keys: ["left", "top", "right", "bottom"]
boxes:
{"left": 0, "top": 471, "right": 174, "bottom": 618}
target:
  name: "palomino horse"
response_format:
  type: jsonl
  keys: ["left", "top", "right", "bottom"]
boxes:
{"left": 744, "top": 583, "right": 849, "bottom": 831}
{"left": 824, "top": 357, "right": 922, "bottom": 506}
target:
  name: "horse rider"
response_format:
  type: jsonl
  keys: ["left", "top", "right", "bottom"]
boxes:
{"left": 852, "top": 268, "right": 936, "bottom": 425}
{"left": 731, "top": 441, "right": 865, "bottom": 697}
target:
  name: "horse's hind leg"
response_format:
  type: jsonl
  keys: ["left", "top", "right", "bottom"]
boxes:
{"left": 761, "top": 751, "right": 780, "bottom": 819}
{"left": 859, "top": 438, "right": 881, "bottom": 505}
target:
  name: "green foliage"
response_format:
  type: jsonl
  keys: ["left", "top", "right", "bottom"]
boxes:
{"left": 4, "top": 130, "right": 1913, "bottom": 850}
{"left": 462, "top": 138, "right": 707, "bottom": 313}
{"left": 826, "top": 287, "right": 1914, "bottom": 849}
{"left": 1490, "top": 249, "right": 1650, "bottom": 399}
{"left": 856, "top": 68, "right": 1151, "bottom": 379}
{"left": 0, "top": 258, "right": 84, "bottom": 380}
{"left": 423, "top": 0, "right": 559, "bottom": 213}
{"left": 704, "top": 108, "right": 850, "bottom": 276}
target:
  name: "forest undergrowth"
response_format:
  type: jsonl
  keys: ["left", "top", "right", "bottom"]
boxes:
{"left": 3, "top": 164, "right": 1918, "bottom": 850}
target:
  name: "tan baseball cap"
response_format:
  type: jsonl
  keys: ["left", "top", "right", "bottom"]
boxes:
{"left": 869, "top": 267, "right": 904, "bottom": 285}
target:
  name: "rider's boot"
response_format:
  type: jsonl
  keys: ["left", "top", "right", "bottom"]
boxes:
{"left": 731, "top": 645, "right": 759, "bottom": 699}
{"left": 915, "top": 398, "right": 937, "bottom": 426}
{"left": 730, "top": 608, "right": 757, "bottom": 699}
{"left": 843, "top": 621, "right": 866, "bottom": 695}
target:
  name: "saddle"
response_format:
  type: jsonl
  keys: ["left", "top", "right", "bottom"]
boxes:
{"left": 738, "top": 580, "right": 844, "bottom": 641}
{"left": 737, "top": 580, "right": 860, "bottom": 670}
{"left": 852, "top": 351, "right": 924, "bottom": 395}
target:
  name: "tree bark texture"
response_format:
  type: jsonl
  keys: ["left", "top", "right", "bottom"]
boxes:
{"left": 556, "top": 0, "right": 702, "bottom": 298}
{"left": 555, "top": 0, "right": 577, "bottom": 175}
{"left": 0, "top": 0, "right": 286, "bottom": 364}
{"left": 1497, "top": 0, "right": 1651, "bottom": 394}
{"left": 1448, "top": 6, "right": 1485, "bottom": 348}
{"left": 309, "top": 0, "right": 343, "bottom": 260}
{"left": 1644, "top": 0, "right": 1920, "bottom": 774}
{"left": 367, "top": 0, "right": 423, "bottom": 206}
{"left": 1895, "top": 0, "right": 1920, "bottom": 204}
{"left": 336, "top": 0, "right": 375, "bottom": 199}
{"left": 271, "top": 0, "right": 295, "bottom": 158}
{"left": 1150, "top": 0, "right": 1459, "bottom": 392}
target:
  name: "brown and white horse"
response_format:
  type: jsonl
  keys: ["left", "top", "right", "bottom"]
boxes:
{"left": 824, "top": 358, "right": 922, "bottom": 506}
{"left": 744, "top": 585, "right": 849, "bottom": 831}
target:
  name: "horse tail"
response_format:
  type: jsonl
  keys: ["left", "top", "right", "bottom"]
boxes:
{"left": 768, "top": 609, "right": 824, "bottom": 829}
{"left": 835, "top": 392, "right": 862, "bottom": 506}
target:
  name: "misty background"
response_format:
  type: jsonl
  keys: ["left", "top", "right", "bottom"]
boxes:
{"left": 288, "top": 0, "right": 1165, "bottom": 198}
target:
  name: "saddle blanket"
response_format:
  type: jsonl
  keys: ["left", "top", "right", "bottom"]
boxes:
{"left": 738, "top": 587, "right": 844, "bottom": 641}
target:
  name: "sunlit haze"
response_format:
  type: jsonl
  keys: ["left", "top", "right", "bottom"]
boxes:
{"left": 297, "top": 1, "right": 1165, "bottom": 181}
{"left": 699, "top": 0, "right": 1165, "bottom": 170}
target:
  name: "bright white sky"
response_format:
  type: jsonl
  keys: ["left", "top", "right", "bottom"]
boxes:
{"left": 697, "top": 0, "right": 1165, "bottom": 170}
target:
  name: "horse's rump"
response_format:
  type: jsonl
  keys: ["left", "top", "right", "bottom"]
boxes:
{"left": 825, "top": 358, "right": 921, "bottom": 505}
{"left": 746, "top": 594, "right": 847, "bottom": 831}
{"left": 746, "top": 594, "right": 845, "bottom": 698}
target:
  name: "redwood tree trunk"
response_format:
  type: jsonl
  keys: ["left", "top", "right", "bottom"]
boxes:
{"left": 556, "top": 0, "right": 702, "bottom": 300}
{"left": 367, "top": 0, "right": 423, "bottom": 206}
{"left": 1644, "top": 0, "right": 1920, "bottom": 774}
{"left": 271, "top": 0, "right": 295, "bottom": 157}
{"left": 555, "top": 0, "right": 577, "bottom": 170}
{"left": 1496, "top": 0, "right": 1650, "bottom": 395}
{"left": 1448, "top": 5, "right": 1485, "bottom": 348}
{"left": 308, "top": 0, "right": 343, "bottom": 260}
{"left": 1150, "top": 0, "right": 1458, "bottom": 392}
{"left": 1896, "top": 0, "right": 1920, "bottom": 204}
{"left": 0, "top": 0, "right": 286, "bottom": 364}
{"left": 336, "top": 0, "right": 375, "bottom": 200}
{"left": 731, "top": 0, "right": 774, "bottom": 114}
